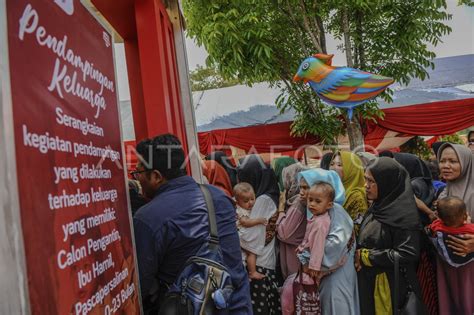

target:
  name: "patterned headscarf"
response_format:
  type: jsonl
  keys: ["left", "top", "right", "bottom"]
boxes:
{"left": 271, "top": 156, "right": 297, "bottom": 192}
{"left": 281, "top": 163, "right": 308, "bottom": 206}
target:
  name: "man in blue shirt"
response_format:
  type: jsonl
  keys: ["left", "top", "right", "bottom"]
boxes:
{"left": 132, "top": 134, "right": 251, "bottom": 314}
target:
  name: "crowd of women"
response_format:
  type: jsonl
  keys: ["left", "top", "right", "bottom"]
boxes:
{"left": 199, "top": 140, "right": 474, "bottom": 315}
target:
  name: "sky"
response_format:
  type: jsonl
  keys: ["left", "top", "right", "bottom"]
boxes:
{"left": 115, "top": 0, "right": 473, "bottom": 101}
{"left": 185, "top": 0, "right": 474, "bottom": 69}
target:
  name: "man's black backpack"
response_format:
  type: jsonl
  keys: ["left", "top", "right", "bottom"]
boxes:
{"left": 158, "top": 185, "right": 235, "bottom": 314}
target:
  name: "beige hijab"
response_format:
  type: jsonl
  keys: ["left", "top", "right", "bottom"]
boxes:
{"left": 438, "top": 143, "right": 474, "bottom": 221}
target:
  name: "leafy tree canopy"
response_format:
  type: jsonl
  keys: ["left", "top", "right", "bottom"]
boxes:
{"left": 190, "top": 65, "right": 240, "bottom": 91}
{"left": 184, "top": 0, "right": 464, "bottom": 145}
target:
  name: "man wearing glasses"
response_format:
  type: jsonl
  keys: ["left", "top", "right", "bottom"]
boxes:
{"left": 131, "top": 134, "right": 251, "bottom": 314}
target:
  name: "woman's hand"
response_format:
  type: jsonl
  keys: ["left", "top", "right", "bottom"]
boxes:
{"left": 414, "top": 196, "right": 438, "bottom": 222}
{"left": 354, "top": 249, "right": 362, "bottom": 272}
{"left": 446, "top": 234, "right": 474, "bottom": 256}
{"left": 428, "top": 211, "right": 438, "bottom": 222}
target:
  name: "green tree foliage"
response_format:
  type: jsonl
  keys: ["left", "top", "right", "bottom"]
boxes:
{"left": 439, "top": 133, "right": 465, "bottom": 144}
{"left": 400, "top": 136, "right": 432, "bottom": 160}
{"left": 458, "top": 0, "right": 474, "bottom": 6}
{"left": 183, "top": 0, "right": 459, "bottom": 146}
{"left": 400, "top": 133, "right": 465, "bottom": 160}
{"left": 190, "top": 65, "right": 240, "bottom": 91}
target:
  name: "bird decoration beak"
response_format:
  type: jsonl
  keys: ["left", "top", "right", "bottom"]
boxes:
{"left": 293, "top": 74, "right": 309, "bottom": 83}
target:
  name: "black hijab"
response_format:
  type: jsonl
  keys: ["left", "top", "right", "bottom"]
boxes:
{"left": 431, "top": 141, "right": 446, "bottom": 157}
{"left": 378, "top": 150, "right": 394, "bottom": 158}
{"left": 394, "top": 152, "right": 435, "bottom": 214}
{"left": 394, "top": 153, "right": 432, "bottom": 180}
{"left": 366, "top": 157, "right": 421, "bottom": 230}
{"left": 206, "top": 151, "right": 238, "bottom": 187}
{"left": 320, "top": 152, "right": 334, "bottom": 170}
{"left": 237, "top": 154, "right": 280, "bottom": 206}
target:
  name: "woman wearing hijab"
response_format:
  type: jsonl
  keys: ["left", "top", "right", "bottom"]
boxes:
{"left": 330, "top": 151, "right": 368, "bottom": 232}
{"left": 394, "top": 152, "right": 438, "bottom": 315}
{"left": 206, "top": 151, "right": 238, "bottom": 187}
{"left": 276, "top": 163, "right": 308, "bottom": 279}
{"left": 237, "top": 155, "right": 281, "bottom": 314}
{"left": 295, "top": 169, "right": 359, "bottom": 315}
{"left": 201, "top": 160, "right": 234, "bottom": 198}
{"left": 436, "top": 143, "right": 474, "bottom": 314}
{"left": 394, "top": 153, "right": 436, "bottom": 224}
{"left": 356, "top": 152, "right": 377, "bottom": 168}
{"left": 271, "top": 156, "right": 297, "bottom": 192}
{"left": 356, "top": 157, "right": 424, "bottom": 315}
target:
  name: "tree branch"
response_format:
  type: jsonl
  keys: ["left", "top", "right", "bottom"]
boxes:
{"left": 298, "top": 0, "right": 323, "bottom": 52}
{"left": 281, "top": 4, "right": 311, "bottom": 55}
{"left": 341, "top": 7, "right": 354, "bottom": 67}
{"left": 355, "top": 10, "right": 365, "bottom": 68}
{"left": 315, "top": 15, "right": 327, "bottom": 54}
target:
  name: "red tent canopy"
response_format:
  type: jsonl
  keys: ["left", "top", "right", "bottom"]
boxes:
{"left": 198, "top": 121, "right": 320, "bottom": 155}
{"left": 198, "top": 98, "right": 474, "bottom": 154}
{"left": 125, "top": 98, "right": 473, "bottom": 170}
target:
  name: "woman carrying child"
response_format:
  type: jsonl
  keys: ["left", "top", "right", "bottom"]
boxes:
{"left": 282, "top": 169, "right": 359, "bottom": 315}
{"left": 300, "top": 169, "right": 359, "bottom": 315}
{"left": 237, "top": 154, "right": 282, "bottom": 314}
{"left": 277, "top": 162, "right": 308, "bottom": 279}
{"left": 436, "top": 143, "right": 474, "bottom": 314}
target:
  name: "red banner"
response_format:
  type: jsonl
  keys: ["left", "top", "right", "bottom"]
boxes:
{"left": 6, "top": 1, "right": 139, "bottom": 314}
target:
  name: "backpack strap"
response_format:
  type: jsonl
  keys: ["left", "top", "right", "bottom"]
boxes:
{"left": 199, "top": 184, "right": 220, "bottom": 245}
{"left": 393, "top": 251, "right": 399, "bottom": 315}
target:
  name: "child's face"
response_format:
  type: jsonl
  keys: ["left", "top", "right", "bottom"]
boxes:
{"left": 307, "top": 186, "right": 333, "bottom": 216}
{"left": 237, "top": 191, "right": 256, "bottom": 211}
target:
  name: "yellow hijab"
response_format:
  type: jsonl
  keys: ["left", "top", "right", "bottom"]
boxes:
{"left": 339, "top": 151, "right": 368, "bottom": 220}
{"left": 340, "top": 151, "right": 366, "bottom": 194}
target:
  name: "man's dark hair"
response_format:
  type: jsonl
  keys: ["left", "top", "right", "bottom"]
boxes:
{"left": 468, "top": 130, "right": 474, "bottom": 141}
{"left": 136, "top": 134, "right": 187, "bottom": 180}
{"left": 437, "top": 196, "right": 467, "bottom": 227}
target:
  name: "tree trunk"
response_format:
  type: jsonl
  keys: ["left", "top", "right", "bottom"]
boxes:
{"left": 341, "top": 8, "right": 364, "bottom": 151}
{"left": 345, "top": 115, "right": 365, "bottom": 151}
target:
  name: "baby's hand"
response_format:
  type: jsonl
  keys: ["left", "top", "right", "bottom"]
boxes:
{"left": 259, "top": 218, "right": 268, "bottom": 226}
{"left": 466, "top": 213, "right": 472, "bottom": 224}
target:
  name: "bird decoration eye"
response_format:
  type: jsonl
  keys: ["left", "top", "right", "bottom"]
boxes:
{"left": 301, "top": 62, "right": 310, "bottom": 71}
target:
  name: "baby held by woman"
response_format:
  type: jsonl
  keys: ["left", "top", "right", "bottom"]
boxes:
{"left": 296, "top": 182, "right": 334, "bottom": 283}
{"left": 234, "top": 183, "right": 268, "bottom": 280}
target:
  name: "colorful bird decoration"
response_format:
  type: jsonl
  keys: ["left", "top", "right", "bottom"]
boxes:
{"left": 293, "top": 53, "right": 394, "bottom": 119}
